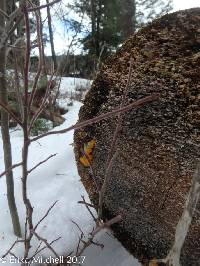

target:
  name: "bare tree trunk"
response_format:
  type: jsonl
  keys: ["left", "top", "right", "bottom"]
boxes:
{"left": 120, "top": 0, "right": 136, "bottom": 40}
{"left": 0, "top": 0, "right": 21, "bottom": 237}
{"left": 90, "top": 0, "right": 97, "bottom": 72}
{"left": 46, "top": 0, "right": 57, "bottom": 70}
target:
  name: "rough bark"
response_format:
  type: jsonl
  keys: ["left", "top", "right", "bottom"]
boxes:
{"left": 0, "top": 0, "right": 21, "bottom": 237}
{"left": 74, "top": 8, "right": 200, "bottom": 265}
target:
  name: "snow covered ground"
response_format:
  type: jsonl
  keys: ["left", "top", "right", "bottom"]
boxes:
{"left": 0, "top": 78, "right": 140, "bottom": 266}
{"left": 59, "top": 77, "right": 92, "bottom": 94}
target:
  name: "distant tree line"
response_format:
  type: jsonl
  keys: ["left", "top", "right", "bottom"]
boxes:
{"left": 69, "top": 0, "right": 172, "bottom": 73}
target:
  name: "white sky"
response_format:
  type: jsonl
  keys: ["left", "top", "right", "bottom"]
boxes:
{"left": 173, "top": 0, "right": 200, "bottom": 11}
{"left": 43, "top": 0, "right": 200, "bottom": 55}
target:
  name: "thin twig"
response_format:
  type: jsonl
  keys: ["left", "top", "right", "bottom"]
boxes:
{"left": 29, "top": 237, "right": 61, "bottom": 260}
{"left": 5, "top": 15, "right": 24, "bottom": 45}
{"left": 2, "top": 240, "right": 25, "bottom": 258}
{"left": 34, "top": 201, "right": 58, "bottom": 231}
{"left": 28, "top": 0, "right": 61, "bottom": 12}
{"left": 31, "top": 230, "right": 59, "bottom": 258}
{"left": 9, "top": 252, "right": 18, "bottom": 260}
{"left": 76, "top": 215, "right": 122, "bottom": 256}
{"left": 31, "top": 93, "right": 159, "bottom": 143}
{"left": 27, "top": 0, "right": 44, "bottom": 115}
{"left": 80, "top": 196, "right": 97, "bottom": 223}
{"left": 77, "top": 201, "right": 95, "bottom": 209}
{"left": 98, "top": 152, "right": 118, "bottom": 219}
{"left": 106, "top": 58, "right": 133, "bottom": 166}
{"left": 33, "top": 241, "right": 43, "bottom": 257}
{"left": 97, "top": 58, "right": 134, "bottom": 220}
{"left": 92, "top": 215, "right": 122, "bottom": 237}
{"left": 0, "top": 162, "right": 22, "bottom": 178}
{"left": 27, "top": 153, "right": 57, "bottom": 174}
{"left": 0, "top": 101, "right": 23, "bottom": 126}
{"left": 0, "top": 8, "right": 9, "bottom": 19}
{"left": 71, "top": 220, "right": 85, "bottom": 237}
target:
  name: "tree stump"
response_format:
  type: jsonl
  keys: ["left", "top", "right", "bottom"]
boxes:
{"left": 74, "top": 8, "right": 200, "bottom": 265}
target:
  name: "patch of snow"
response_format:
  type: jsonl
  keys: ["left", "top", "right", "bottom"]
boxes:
{"left": 0, "top": 77, "right": 140, "bottom": 266}
{"left": 59, "top": 77, "right": 92, "bottom": 94}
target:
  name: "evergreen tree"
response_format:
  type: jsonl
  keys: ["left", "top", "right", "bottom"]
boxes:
{"left": 72, "top": 0, "right": 172, "bottom": 70}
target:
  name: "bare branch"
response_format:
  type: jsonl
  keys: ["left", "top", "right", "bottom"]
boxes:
{"left": 92, "top": 215, "right": 122, "bottom": 237}
{"left": 97, "top": 59, "right": 133, "bottom": 220}
{"left": 9, "top": 3, "right": 23, "bottom": 22}
{"left": 31, "top": 230, "right": 60, "bottom": 258}
{"left": 98, "top": 152, "right": 118, "bottom": 219}
{"left": 29, "top": 237, "right": 61, "bottom": 260}
{"left": 0, "top": 162, "right": 22, "bottom": 178}
{"left": 4, "top": 15, "right": 24, "bottom": 46}
{"left": 21, "top": 4, "right": 34, "bottom": 261}
{"left": 2, "top": 239, "right": 24, "bottom": 258}
{"left": 8, "top": 252, "right": 18, "bottom": 260}
{"left": 76, "top": 215, "right": 122, "bottom": 256}
{"left": 80, "top": 196, "right": 97, "bottom": 223}
{"left": 28, "top": 0, "right": 61, "bottom": 12}
{"left": 78, "top": 201, "right": 95, "bottom": 209}
{"left": 0, "top": 101, "right": 23, "bottom": 126}
{"left": 27, "top": 154, "right": 57, "bottom": 174}
{"left": 34, "top": 201, "right": 58, "bottom": 231}
{"left": 31, "top": 93, "right": 159, "bottom": 143}
{"left": 106, "top": 58, "right": 133, "bottom": 166}
{"left": 0, "top": 8, "right": 9, "bottom": 19}
{"left": 27, "top": 1, "right": 44, "bottom": 115}
{"left": 71, "top": 220, "right": 85, "bottom": 237}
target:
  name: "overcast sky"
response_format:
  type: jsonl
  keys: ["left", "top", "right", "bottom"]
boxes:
{"left": 173, "top": 0, "right": 200, "bottom": 11}
{"left": 43, "top": 0, "right": 200, "bottom": 55}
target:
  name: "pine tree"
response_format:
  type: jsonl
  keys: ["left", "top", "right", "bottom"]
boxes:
{"left": 71, "top": 0, "right": 172, "bottom": 69}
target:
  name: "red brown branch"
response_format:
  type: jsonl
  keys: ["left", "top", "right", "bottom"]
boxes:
{"left": 92, "top": 215, "right": 122, "bottom": 237}
{"left": 106, "top": 57, "right": 133, "bottom": 166}
{"left": 27, "top": 1, "right": 44, "bottom": 115}
{"left": 29, "top": 237, "right": 61, "bottom": 260}
{"left": 98, "top": 152, "right": 118, "bottom": 219}
{"left": 76, "top": 214, "right": 122, "bottom": 256}
{"left": 0, "top": 101, "right": 23, "bottom": 126}
{"left": 80, "top": 196, "right": 97, "bottom": 223}
{"left": 34, "top": 200, "right": 58, "bottom": 231}
{"left": 27, "top": 153, "right": 57, "bottom": 174}
{"left": 28, "top": 0, "right": 61, "bottom": 12}
{"left": 0, "top": 162, "right": 22, "bottom": 178}
{"left": 31, "top": 93, "right": 159, "bottom": 143}
{"left": 2, "top": 239, "right": 25, "bottom": 258}
{"left": 31, "top": 229, "right": 60, "bottom": 258}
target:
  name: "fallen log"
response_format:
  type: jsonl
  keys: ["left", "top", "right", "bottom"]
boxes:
{"left": 0, "top": 104, "right": 65, "bottom": 128}
{"left": 74, "top": 8, "right": 200, "bottom": 265}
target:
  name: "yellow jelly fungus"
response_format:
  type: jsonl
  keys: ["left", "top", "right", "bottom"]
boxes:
{"left": 80, "top": 139, "right": 96, "bottom": 167}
